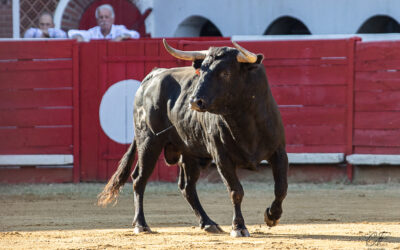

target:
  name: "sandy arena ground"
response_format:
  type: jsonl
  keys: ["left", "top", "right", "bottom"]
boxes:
{"left": 1, "top": 181, "right": 400, "bottom": 249}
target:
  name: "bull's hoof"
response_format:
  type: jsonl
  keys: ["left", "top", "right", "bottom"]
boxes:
{"left": 133, "top": 226, "right": 152, "bottom": 234}
{"left": 230, "top": 228, "right": 250, "bottom": 237}
{"left": 203, "top": 224, "right": 224, "bottom": 233}
{"left": 264, "top": 208, "right": 280, "bottom": 227}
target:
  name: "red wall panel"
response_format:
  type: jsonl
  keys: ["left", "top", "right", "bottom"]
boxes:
{"left": 354, "top": 41, "right": 400, "bottom": 154}
{"left": 0, "top": 40, "right": 78, "bottom": 182}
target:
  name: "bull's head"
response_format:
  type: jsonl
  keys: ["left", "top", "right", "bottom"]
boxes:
{"left": 163, "top": 39, "right": 265, "bottom": 114}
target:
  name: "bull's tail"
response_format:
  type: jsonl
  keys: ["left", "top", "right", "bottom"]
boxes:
{"left": 97, "top": 139, "right": 137, "bottom": 207}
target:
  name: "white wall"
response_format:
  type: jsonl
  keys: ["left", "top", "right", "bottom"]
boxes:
{"left": 139, "top": 0, "right": 400, "bottom": 37}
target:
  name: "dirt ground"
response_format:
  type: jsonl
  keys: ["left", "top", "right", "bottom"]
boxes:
{"left": 1, "top": 182, "right": 400, "bottom": 249}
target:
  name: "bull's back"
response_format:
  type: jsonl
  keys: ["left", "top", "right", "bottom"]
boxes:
{"left": 133, "top": 67, "right": 196, "bottom": 136}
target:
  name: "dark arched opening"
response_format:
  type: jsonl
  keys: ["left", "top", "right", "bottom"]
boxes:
{"left": 264, "top": 16, "right": 311, "bottom": 35}
{"left": 200, "top": 20, "right": 222, "bottom": 36}
{"left": 175, "top": 16, "right": 222, "bottom": 37}
{"left": 357, "top": 15, "right": 400, "bottom": 33}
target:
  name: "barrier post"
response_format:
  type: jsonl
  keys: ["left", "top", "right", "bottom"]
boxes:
{"left": 346, "top": 37, "right": 361, "bottom": 181}
{"left": 72, "top": 41, "right": 81, "bottom": 183}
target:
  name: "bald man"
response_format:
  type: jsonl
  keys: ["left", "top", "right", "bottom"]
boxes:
{"left": 24, "top": 12, "right": 67, "bottom": 39}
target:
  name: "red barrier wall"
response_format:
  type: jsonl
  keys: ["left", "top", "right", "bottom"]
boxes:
{"left": 354, "top": 41, "right": 400, "bottom": 154}
{"left": 0, "top": 40, "right": 80, "bottom": 182}
{"left": 0, "top": 37, "right": 398, "bottom": 183}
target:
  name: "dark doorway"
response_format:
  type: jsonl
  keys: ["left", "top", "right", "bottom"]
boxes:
{"left": 265, "top": 16, "right": 311, "bottom": 35}
{"left": 357, "top": 15, "right": 400, "bottom": 33}
{"left": 200, "top": 20, "right": 222, "bottom": 36}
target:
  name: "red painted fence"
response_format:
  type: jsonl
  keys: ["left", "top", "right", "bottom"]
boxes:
{"left": 354, "top": 41, "right": 400, "bottom": 154}
{"left": 0, "top": 37, "right": 399, "bottom": 183}
{"left": 0, "top": 40, "right": 80, "bottom": 182}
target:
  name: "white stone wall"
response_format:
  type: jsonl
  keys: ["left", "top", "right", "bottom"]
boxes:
{"left": 137, "top": 0, "right": 400, "bottom": 37}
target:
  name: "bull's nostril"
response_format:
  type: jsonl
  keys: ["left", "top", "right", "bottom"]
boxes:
{"left": 196, "top": 100, "right": 204, "bottom": 108}
{"left": 190, "top": 97, "right": 207, "bottom": 111}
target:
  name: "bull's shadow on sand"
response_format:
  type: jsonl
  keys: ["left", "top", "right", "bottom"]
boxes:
{"left": 251, "top": 231, "right": 400, "bottom": 244}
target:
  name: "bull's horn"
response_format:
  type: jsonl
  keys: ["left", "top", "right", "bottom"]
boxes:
{"left": 232, "top": 41, "right": 258, "bottom": 63}
{"left": 163, "top": 39, "right": 207, "bottom": 61}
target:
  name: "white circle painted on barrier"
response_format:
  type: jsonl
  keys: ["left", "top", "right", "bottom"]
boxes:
{"left": 99, "top": 79, "right": 141, "bottom": 144}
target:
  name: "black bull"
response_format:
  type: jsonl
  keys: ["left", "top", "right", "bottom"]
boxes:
{"left": 98, "top": 40, "right": 289, "bottom": 237}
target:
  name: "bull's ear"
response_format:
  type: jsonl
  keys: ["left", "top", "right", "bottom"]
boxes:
{"left": 192, "top": 59, "right": 203, "bottom": 69}
{"left": 246, "top": 54, "right": 264, "bottom": 71}
{"left": 255, "top": 54, "right": 264, "bottom": 64}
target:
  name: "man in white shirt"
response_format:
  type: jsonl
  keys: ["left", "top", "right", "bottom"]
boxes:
{"left": 68, "top": 4, "right": 140, "bottom": 42}
{"left": 24, "top": 12, "right": 67, "bottom": 39}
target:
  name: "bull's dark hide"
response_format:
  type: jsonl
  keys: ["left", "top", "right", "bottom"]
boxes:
{"left": 98, "top": 40, "right": 288, "bottom": 237}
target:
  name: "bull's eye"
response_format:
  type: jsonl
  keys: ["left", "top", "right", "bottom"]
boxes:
{"left": 219, "top": 70, "right": 230, "bottom": 79}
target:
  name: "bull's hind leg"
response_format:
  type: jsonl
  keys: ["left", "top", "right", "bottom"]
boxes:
{"left": 265, "top": 147, "right": 288, "bottom": 227}
{"left": 131, "top": 136, "right": 163, "bottom": 234}
{"left": 178, "top": 155, "right": 223, "bottom": 233}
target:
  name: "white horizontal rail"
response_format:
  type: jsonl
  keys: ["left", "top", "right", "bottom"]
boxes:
{"left": 2, "top": 153, "right": 399, "bottom": 167}
{"left": 346, "top": 154, "right": 400, "bottom": 165}
{"left": 0, "top": 155, "right": 73, "bottom": 166}
{"left": 288, "top": 153, "right": 345, "bottom": 164}
{"left": 261, "top": 153, "right": 345, "bottom": 164}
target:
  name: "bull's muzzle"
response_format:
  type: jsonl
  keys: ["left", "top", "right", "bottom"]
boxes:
{"left": 190, "top": 97, "right": 208, "bottom": 112}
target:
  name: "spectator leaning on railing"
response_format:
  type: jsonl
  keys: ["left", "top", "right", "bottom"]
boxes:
{"left": 24, "top": 12, "right": 67, "bottom": 39}
{"left": 68, "top": 4, "right": 140, "bottom": 42}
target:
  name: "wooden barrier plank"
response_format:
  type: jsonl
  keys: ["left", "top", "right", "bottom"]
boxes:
{"left": 0, "top": 89, "right": 73, "bottom": 109}
{"left": 0, "top": 60, "right": 72, "bottom": 71}
{"left": 354, "top": 129, "right": 400, "bottom": 147}
{"left": 0, "top": 127, "right": 72, "bottom": 149}
{"left": 356, "top": 41, "right": 400, "bottom": 62}
{"left": 101, "top": 43, "right": 130, "bottom": 181}
{"left": 285, "top": 124, "right": 345, "bottom": 145}
{"left": 107, "top": 62, "right": 127, "bottom": 84}
{"left": 354, "top": 146, "right": 400, "bottom": 155}
{"left": 126, "top": 40, "right": 146, "bottom": 56}
{"left": 126, "top": 41, "right": 146, "bottom": 82}
{"left": 356, "top": 59, "right": 400, "bottom": 72}
{"left": 107, "top": 41, "right": 126, "bottom": 56}
{"left": 145, "top": 40, "right": 160, "bottom": 75}
{"left": 271, "top": 85, "right": 347, "bottom": 106}
{"left": 181, "top": 40, "right": 231, "bottom": 51}
{"left": 241, "top": 40, "right": 349, "bottom": 59}
{"left": 0, "top": 146, "right": 73, "bottom": 155}
{"left": 266, "top": 64, "right": 348, "bottom": 86}
{"left": 286, "top": 144, "right": 347, "bottom": 153}
{"left": 355, "top": 91, "right": 400, "bottom": 111}
{"left": 264, "top": 58, "right": 347, "bottom": 67}
{"left": 181, "top": 40, "right": 349, "bottom": 59}
{"left": 355, "top": 71, "right": 400, "bottom": 91}
{"left": 280, "top": 107, "right": 346, "bottom": 126}
{"left": 0, "top": 108, "right": 72, "bottom": 127}
{"left": 0, "top": 40, "right": 73, "bottom": 60}
{"left": 0, "top": 69, "right": 73, "bottom": 90}
{"left": 78, "top": 42, "right": 103, "bottom": 181}
{"left": 72, "top": 42, "right": 80, "bottom": 183}
{"left": 355, "top": 111, "right": 400, "bottom": 129}
{"left": 0, "top": 167, "right": 73, "bottom": 183}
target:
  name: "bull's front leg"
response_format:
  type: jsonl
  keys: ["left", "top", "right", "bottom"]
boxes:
{"left": 217, "top": 165, "right": 249, "bottom": 237}
{"left": 265, "top": 147, "right": 288, "bottom": 227}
